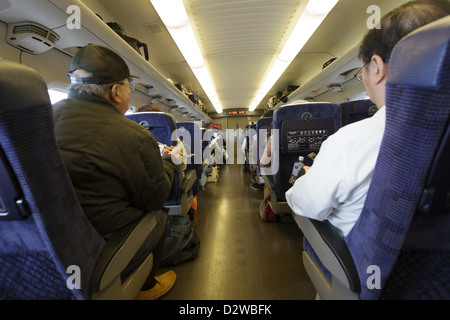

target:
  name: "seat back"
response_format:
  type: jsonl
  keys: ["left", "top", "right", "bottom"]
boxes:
{"left": 176, "top": 121, "right": 202, "bottom": 193}
{"left": 345, "top": 16, "right": 450, "bottom": 300}
{"left": 341, "top": 99, "right": 378, "bottom": 127}
{"left": 127, "top": 111, "right": 176, "bottom": 146}
{"left": 176, "top": 121, "right": 202, "bottom": 171}
{"left": 256, "top": 117, "right": 273, "bottom": 168}
{"left": 126, "top": 112, "right": 184, "bottom": 211}
{"left": 247, "top": 123, "right": 257, "bottom": 164}
{"left": 0, "top": 60, "right": 105, "bottom": 299}
{"left": 242, "top": 124, "right": 256, "bottom": 162}
{"left": 201, "top": 128, "right": 209, "bottom": 153}
{"left": 201, "top": 126, "right": 225, "bottom": 164}
{"left": 272, "top": 103, "right": 342, "bottom": 202}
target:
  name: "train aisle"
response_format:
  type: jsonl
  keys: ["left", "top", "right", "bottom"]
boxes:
{"left": 161, "top": 164, "right": 316, "bottom": 300}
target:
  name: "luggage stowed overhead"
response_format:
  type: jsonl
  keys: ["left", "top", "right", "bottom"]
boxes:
{"left": 107, "top": 21, "right": 149, "bottom": 61}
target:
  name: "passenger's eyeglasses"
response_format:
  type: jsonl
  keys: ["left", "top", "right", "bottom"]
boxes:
{"left": 112, "top": 82, "right": 136, "bottom": 93}
{"left": 355, "top": 62, "right": 369, "bottom": 82}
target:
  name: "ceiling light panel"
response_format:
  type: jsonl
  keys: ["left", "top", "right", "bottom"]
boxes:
{"left": 184, "top": 0, "right": 306, "bottom": 110}
{"left": 249, "top": 0, "right": 339, "bottom": 111}
{"left": 150, "top": 0, "right": 223, "bottom": 113}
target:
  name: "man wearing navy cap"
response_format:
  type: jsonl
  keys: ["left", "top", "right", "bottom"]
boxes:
{"left": 54, "top": 44, "right": 176, "bottom": 300}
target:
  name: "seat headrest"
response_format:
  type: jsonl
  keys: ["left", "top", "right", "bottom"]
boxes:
{"left": 130, "top": 111, "right": 176, "bottom": 127}
{"left": 388, "top": 16, "right": 450, "bottom": 87}
{"left": 176, "top": 121, "right": 200, "bottom": 130}
{"left": 0, "top": 60, "right": 50, "bottom": 112}
{"left": 257, "top": 117, "right": 273, "bottom": 126}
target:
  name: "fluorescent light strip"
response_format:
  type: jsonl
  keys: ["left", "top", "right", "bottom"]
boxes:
{"left": 248, "top": 0, "right": 339, "bottom": 111}
{"left": 150, "top": 0, "right": 223, "bottom": 113}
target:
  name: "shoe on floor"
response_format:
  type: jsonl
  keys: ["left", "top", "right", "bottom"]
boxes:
{"left": 135, "top": 270, "right": 177, "bottom": 300}
{"left": 250, "top": 183, "right": 259, "bottom": 191}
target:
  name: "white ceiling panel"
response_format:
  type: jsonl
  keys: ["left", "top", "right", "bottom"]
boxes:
{"left": 185, "top": 0, "right": 307, "bottom": 109}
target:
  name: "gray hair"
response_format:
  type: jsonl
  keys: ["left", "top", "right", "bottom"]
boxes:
{"left": 67, "top": 69, "right": 115, "bottom": 96}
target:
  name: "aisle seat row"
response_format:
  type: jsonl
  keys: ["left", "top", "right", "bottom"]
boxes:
{"left": 126, "top": 112, "right": 230, "bottom": 216}
{"left": 0, "top": 60, "right": 225, "bottom": 300}
{"left": 258, "top": 17, "right": 450, "bottom": 300}
{"left": 257, "top": 99, "right": 377, "bottom": 215}
{"left": 125, "top": 112, "right": 198, "bottom": 217}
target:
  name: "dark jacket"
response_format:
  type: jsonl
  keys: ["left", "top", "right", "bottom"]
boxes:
{"left": 53, "top": 92, "right": 176, "bottom": 237}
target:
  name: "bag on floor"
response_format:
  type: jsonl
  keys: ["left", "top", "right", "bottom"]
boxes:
{"left": 160, "top": 216, "right": 200, "bottom": 267}
{"left": 259, "top": 200, "right": 274, "bottom": 222}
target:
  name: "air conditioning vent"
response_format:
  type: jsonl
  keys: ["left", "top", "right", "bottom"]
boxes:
{"left": 327, "top": 83, "right": 344, "bottom": 92}
{"left": 7, "top": 22, "right": 60, "bottom": 54}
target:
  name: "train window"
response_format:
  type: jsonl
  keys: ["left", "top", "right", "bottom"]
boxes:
{"left": 47, "top": 88, "right": 67, "bottom": 104}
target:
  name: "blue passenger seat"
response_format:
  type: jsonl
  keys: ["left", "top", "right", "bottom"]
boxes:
{"left": 264, "top": 102, "right": 342, "bottom": 215}
{"left": 256, "top": 116, "right": 273, "bottom": 170}
{"left": 201, "top": 127, "right": 227, "bottom": 183}
{"left": 295, "top": 16, "right": 450, "bottom": 300}
{"left": 247, "top": 123, "right": 256, "bottom": 165}
{"left": 0, "top": 59, "right": 159, "bottom": 300}
{"left": 126, "top": 112, "right": 196, "bottom": 216}
{"left": 341, "top": 99, "right": 378, "bottom": 127}
{"left": 256, "top": 116, "right": 273, "bottom": 186}
{"left": 242, "top": 124, "right": 255, "bottom": 172}
{"left": 201, "top": 128, "right": 209, "bottom": 153}
{"left": 176, "top": 121, "right": 203, "bottom": 193}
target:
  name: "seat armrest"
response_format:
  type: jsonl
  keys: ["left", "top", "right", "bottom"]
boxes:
{"left": 262, "top": 174, "right": 291, "bottom": 214}
{"left": 181, "top": 169, "right": 197, "bottom": 193}
{"left": 262, "top": 174, "right": 275, "bottom": 191}
{"left": 90, "top": 213, "right": 157, "bottom": 293}
{"left": 295, "top": 215, "right": 361, "bottom": 293}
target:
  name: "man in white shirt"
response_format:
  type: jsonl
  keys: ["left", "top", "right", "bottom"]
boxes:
{"left": 286, "top": 0, "right": 450, "bottom": 237}
{"left": 286, "top": 107, "right": 385, "bottom": 236}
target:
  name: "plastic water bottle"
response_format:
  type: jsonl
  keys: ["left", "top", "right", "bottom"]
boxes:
{"left": 289, "top": 156, "right": 305, "bottom": 185}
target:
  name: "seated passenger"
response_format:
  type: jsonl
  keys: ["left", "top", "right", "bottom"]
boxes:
{"left": 135, "top": 103, "right": 187, "bottom": 171}
{"left": 240, "top": 124, "right": 251, "bottom": 172}
{"left": 286, "top": 0, "right": 450, "bottom": 237}
{"left": 258, "top": 134, "right": 274, "bottom": 220}
{"left": 260, "top": 134, "right": 273, "bottom": 201}
{"left": 53, "top": 44, "right": 178, "bottom": 300}
{"left": 249, "top": 130, "right": 261, "bottom": 190}
{"left": 138, "top": 103, "right": 162, "bottom": 112}
{"left": 260, "top": 100, "right": 309, "bottom": 202}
